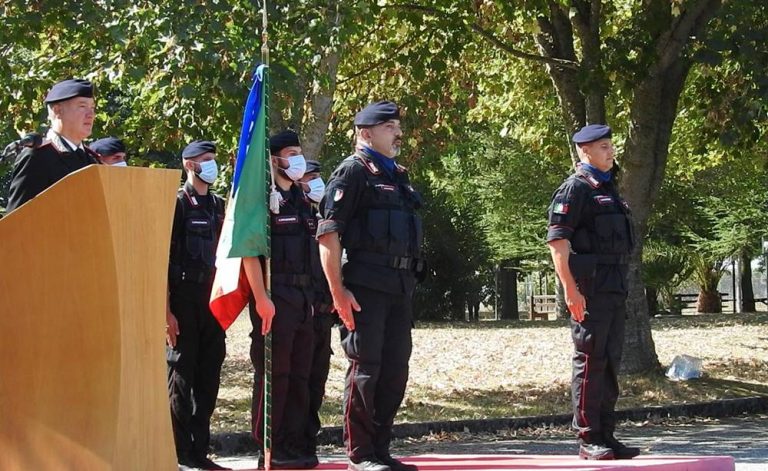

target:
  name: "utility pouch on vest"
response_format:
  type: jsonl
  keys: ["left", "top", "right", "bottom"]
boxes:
{"left": 569, "top": 253, "right": 597, "bottom": 297}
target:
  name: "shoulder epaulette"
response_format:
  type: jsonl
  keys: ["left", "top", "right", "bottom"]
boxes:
{"left": 353, "top": 153, "right": 381, "bottom": 175}
{"left": 575, "top": 171, "right": 601, "bottom": 189}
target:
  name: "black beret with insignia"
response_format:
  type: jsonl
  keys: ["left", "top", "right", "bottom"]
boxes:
{"left": 269, "top": 130, "right": 301, "bottom": 155}
{"left": 572, "top": 124, "right": 612, "bottom": 144}
{"left": 305, "top": 159, "right": 321, "bottom": 174}
{"left": 89, "top": 137, "right": 125, "bottom": 156}
{"left": 44, "top": 79, "right": 94, "bottom": 104}
{"left": 182, "top": 140, "right": 216, "bottom": 159}
{"left": 354, "top": 100, "right": 400, "bottom": 127}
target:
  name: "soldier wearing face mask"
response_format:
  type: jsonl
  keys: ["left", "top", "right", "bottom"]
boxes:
{"left": 89, "top": 137, "right": 128, "bottom": 166}
{"left": 249, "top": 130, "right": 318, "bottom": 470}
{"left": 298, "top": 160, "right": 336, "bottom": 462}
{"left": 166, "top": 140, "right": 229, "bottom": 471}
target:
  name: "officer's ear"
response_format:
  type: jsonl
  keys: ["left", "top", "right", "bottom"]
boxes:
{"left": 182, "top": 159, "right": 196, "bottom": 173}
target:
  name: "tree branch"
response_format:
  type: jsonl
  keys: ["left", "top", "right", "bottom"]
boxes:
{"left": 469, "top": 22, "right": 579, "bottom": 69}
{"left": 336, "top": 35, "right": 414, "bottom": 85}
{"left": 657, "top": 0, "right": 722, "bottom": 72}
{"left": 387, "top": 3, "right": 579, "bottom": 70}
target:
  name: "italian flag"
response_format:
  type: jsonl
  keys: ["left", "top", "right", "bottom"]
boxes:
{"left": 209, "top": 65, "right": 270, "bottom": 330}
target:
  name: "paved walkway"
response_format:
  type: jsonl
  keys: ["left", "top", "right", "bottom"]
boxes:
{"left": 218, "top": 415, "right": 768, "bottom": 471}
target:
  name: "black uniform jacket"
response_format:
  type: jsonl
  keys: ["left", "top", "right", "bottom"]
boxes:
{"left": 6, "top": 133, "right": 97, "bottom": 212}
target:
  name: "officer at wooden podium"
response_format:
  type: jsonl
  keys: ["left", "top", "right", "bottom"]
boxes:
{"left": 6, "top": 79, "right": 99, "bottom": 212}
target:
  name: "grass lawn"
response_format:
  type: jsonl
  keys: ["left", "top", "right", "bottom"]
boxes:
{"left": 211, "top": 312, "right": 768, "bottom": 434}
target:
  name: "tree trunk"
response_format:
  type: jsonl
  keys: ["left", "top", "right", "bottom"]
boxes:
{"left": 645, "top": 286, "right": 658, "bottom": 317}
{"left": 498, "top": 261, "right": 519, "bottom": 320}
{"left": 555, "top": 275, "right": 568, "bottom": 319}
{"left": 300, "top": 0, "right": 342, "bottom": 160}
{"left": 697, "top": 290, "right": 722, "bottom": 313}
{"left": 740, "top": 252, "right": 756, "bottom": 312}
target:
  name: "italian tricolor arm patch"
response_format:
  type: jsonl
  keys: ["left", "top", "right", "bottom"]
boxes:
{"left": 553, "top": 202, "right": 570, "bottom": 214}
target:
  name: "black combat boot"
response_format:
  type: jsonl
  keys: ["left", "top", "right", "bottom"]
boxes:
{"left": 578, "top": 432, "right": 615, "bottom": 460}
{"left": 603, "top": 431, "right": 641, "bottom": 459}
{"left": 193, "top": 455, "right": 231, "bottom": 470}
{"left": 375, "top": 453, "right": 418, "bottom": 471}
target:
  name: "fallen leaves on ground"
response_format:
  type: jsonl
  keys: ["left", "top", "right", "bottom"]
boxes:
{"left": 212, "top": 312, "right": 768, "bottom": 434}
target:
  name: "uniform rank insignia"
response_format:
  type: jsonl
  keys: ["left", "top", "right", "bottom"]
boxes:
{"left": 276, "top": 216, "right": 299, "bottom": 225}
{"left": 375, "top": 184, "right": 396, "bottom": 192}
{"left": 585, "top": 175, "right": 601, "bottom": 188}
{"left": 553, "top": 202, "right": 569, "bottom": 214}
{"left": 334, "top": 189, "right": 344, "bottom": 201}
{"left": 595, "top": 195, "right": 614, "bottom": 205}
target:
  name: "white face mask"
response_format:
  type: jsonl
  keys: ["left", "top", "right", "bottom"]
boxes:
{"left": 196, "top": 159, "right": 218, "bottom": 184}
{"left": 278, "top": 155, "right": 307, "bottom": 181}
{"left": 305, "top": 177, "right": 325, "bottom": 203}
{"left": 110, "top": 161, "right": 128, "bottom": 167}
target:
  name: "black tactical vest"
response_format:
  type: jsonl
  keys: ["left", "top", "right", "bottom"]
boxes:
{"left": 570, "top": 171, "right": 634, "bottom": 260}
{"left": 175, "top": 185, "right": 225, "bottom": 284}
{"left": 342, "top": 153, "right": 424, "bottom": 268}
{"left": 271, "top": 185, "right": 317, "bottom": 285}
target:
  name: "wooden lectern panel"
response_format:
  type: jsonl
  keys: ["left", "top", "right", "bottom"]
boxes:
{"left": 0, "top": 165, "right": 179, "bottom": 470}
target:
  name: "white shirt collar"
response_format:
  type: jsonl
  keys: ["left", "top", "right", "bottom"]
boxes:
{"left": 46, "top": 129, "right": 83, "bottom": 151}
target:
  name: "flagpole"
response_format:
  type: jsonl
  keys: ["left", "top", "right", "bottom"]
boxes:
{"left": 261, "top": 2, "right": 273, "bottom": 470}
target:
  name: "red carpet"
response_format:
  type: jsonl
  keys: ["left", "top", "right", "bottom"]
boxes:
{"left": 241, "top": 454, "right": 734, "bottom": 470}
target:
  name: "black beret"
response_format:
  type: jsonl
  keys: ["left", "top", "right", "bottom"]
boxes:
{"left": 305, "top": 160, "right": 321, "bottom": 174}
{"left": 270, "top": 130, "right": 301, "bottom": 155}
{"left": 44, "top": 79, "right": 94, "bottom": 104}
{"left": 354, "top": 100, "right": 400, "bottom": 127}
{"left": 182, "top": 140, "right": 216, "bottom": 159}
{"left": 89, "top": 137, "right": 125, "bottom": 156}
{"left": 572, "top": 124, "right": 612, "bottom": 144}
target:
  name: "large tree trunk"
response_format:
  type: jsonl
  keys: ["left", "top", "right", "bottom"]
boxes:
{"left": 645, "top": 286, "right": 658, "bottom": 317}
{"left": 697, "top": 290, "right": 722, "bottom": 313}
{"left": 740, "top": 252, "right": 756, "bottom": 312}
{"left": 300, "top": 0, "right": 342, "bottom": 160}
{"left": 498, "top": 261, "right": 519, "bottom": 320}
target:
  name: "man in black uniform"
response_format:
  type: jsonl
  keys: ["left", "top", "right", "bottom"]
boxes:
{"left": 547, "top": 124, "right": 640, "bottom": 461}
{"left": 89, "top": 137, "right": 128, "bottom": 166}
{"left": 317, "top": 101, "right": 423, "bottom": 471}
{"left": 6, "top": 79, "right": 98, "bottom": 212}
{"left": 299, "top": 160, "right": 336, "bottom": 461}
{"left": 249, "top": 130, "right": 317, "bottom": 470}
{"left": 166, "top": 140, "right": 229, "bottom": 471}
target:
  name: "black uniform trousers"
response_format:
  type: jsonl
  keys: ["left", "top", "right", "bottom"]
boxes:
{"left": 249, "top": 289, "right": 314, "bottom": 452}
{"left": 340, "top": 284, "right": 413, "bottom": 461}
{"left": 304, "top": 311, "right": 336, "bottom": 452}
{"left": 570, "top": 292, "right": 626, "bottom": 437}
{"left": 167, "top": 281, "right": 226, "bottom": 461}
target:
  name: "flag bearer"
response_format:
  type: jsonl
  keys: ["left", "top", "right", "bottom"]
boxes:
{"left": 249, "top": 130, "right": 318, "bottom": 469}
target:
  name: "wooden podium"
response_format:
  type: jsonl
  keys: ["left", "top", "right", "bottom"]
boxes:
{"left": 0, "top": 165, "right": 179, "bottom": 470}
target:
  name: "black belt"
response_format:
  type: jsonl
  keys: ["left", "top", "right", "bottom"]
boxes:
{"left": 181, "top": 268, "right": 212, "bottom": 284}
{"left": 348, "top": 251, "right": 423, "bottom": 271}
{"left": 272, "top": 273, "right": 312, "bottom": 287}
{"left": 596, "top": 254, "right": 629, "bottom": 265}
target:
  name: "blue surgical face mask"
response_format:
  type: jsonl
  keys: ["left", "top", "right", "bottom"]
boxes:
{"left": 110, "top": 161, "right": 128, "bottom": 167}
{"left": 278, "top": 155, "right": 307, "bottom": 181}
{"left": 196, "top": 159, "right": 218, "bottom": 184}
{"left": 305, "top": 177, "right": 325, "bottom": 203}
